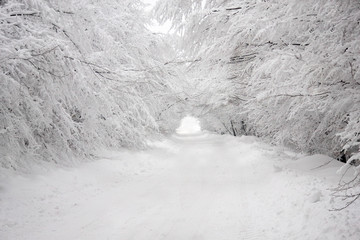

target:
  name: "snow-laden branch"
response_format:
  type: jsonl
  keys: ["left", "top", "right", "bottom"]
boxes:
{"left": 1, "top": 0, "right": 184, "bottom": 169}
{"left": 261, "top": 92, "right": 331, "bottom": 100}
{"left": 164, "top": 58, "right": 201, "bottom": 65}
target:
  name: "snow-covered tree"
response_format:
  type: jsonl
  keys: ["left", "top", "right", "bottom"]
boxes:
{"left": 0, "top": 0, "right": 184, "bottom": 170}
{"left": 154, "top": 0, "right": 360, "bottom": 206}
{"left": 154, "top": 0, "right": 360, "bottom": 159}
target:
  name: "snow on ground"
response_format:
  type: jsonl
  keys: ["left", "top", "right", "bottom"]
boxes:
{"left": 1, "top": 133, "right": 360, "bottom": 240}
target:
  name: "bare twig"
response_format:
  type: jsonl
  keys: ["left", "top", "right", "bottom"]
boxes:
{"left": 339, "top": 165, "right": 356, "bottom": 185}
{"left": 330, "top": 194, "right": 360, "bottom": 211}
{"left": 310, "top": 159, "right": 333, "bottom": 170}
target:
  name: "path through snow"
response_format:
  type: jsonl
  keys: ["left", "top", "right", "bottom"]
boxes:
{"left": 1, "top": 133, "right": 360, "bottom": 239}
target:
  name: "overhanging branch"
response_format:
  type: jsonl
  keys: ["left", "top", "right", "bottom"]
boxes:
{"left": 263, "top": 92, "right": 331, "bottom": 99}
{"left": 212, "top": 7, "right": 242, "bottom": 12}
{"left": 164, "top": 58, "right": 201, "bottom": 65}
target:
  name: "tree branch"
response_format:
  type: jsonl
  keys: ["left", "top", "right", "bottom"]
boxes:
{"left": 54, "top": 9, "right": 74, "bottom": 15}
{"left": 330, "top": 194, "right": 360, "bottom": 211}
{"left": 226, "top": 7, "right": 242, "bottom": 11}
{"left": 228, "top": 53, "right": 257, "bottom": 64}
{"left": 263, "top": 92, "right": 331, "bottom": 99}
{"left": 30, "top": 45, "right": 60, "bottom": 58}
{"left": 164, "top": 58, "right": 201, "bottom": 65}
{"left": 212, "top": 7, "right": 242, "bottom": 12}
{"left": 10, "top": 11, "right": 40, "bottom": 17}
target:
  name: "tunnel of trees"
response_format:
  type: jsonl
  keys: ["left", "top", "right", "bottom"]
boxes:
{"left": 153, "top": 0, "right": 360, "bottom": 164}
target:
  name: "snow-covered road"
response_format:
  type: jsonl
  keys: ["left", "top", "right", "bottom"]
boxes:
{"left": 1, "top": 133, "right": 359, "bottom": 239}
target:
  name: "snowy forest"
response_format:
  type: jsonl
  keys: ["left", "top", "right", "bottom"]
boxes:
{"left": 0, "top": 0, "right": 186, "bottom": 170}
{"left": 1, "top": 0, "right": 360, "bottom": 239}
{"left": 154, "top": 0, "right": 360, "bottom": 162}
{"left": 2, "top": 0, "right": 359, "bottom": 175}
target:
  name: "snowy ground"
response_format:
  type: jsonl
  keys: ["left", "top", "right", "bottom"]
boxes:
{"left": 1, "top": 132, "right": 360, "bottom": 240}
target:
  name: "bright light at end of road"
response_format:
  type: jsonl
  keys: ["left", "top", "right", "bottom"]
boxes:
{"left": 176, "top": 116, "right": 202, "bottom": 135}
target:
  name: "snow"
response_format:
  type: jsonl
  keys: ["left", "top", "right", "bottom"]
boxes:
{"left": 1, "top": 133, "right": 360, "bottom": 240}
{"left": 142, "top": 0, "right": 172, "bottom": 33}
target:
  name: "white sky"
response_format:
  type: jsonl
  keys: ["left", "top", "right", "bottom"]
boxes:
{"left": 142, "top": 0, "right": 172, "bottom": 34}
